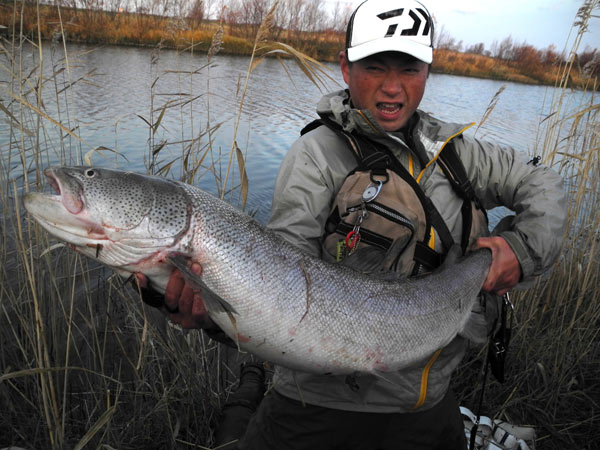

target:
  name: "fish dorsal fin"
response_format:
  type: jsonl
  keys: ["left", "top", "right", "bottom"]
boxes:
{"left": 433, "top": 243, "right": 462, "bottom": 274}
{"left": 167, "top": 254, "right": 238, "bottom": 315}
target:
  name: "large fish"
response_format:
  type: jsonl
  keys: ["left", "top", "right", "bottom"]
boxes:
{"left": 23, "top": 166, "right": 491, "bottom": 375}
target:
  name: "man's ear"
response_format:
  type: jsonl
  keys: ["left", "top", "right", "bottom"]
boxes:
{"left": 339, "top": 50, "right": 351, "bottom": 85}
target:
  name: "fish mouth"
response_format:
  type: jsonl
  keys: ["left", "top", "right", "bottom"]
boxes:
{"left": 23, "top": 168, "right": 105, "bottom": 246}
{"left": 44, "top": 167, "right": 84, "bottom": 214}
{"left": 46, "top": 169, "right": 61, "bottom": 195}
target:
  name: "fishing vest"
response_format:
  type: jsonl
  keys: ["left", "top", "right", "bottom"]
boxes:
{"left": 302, "top": 116, "right": 489, "bottom": 277}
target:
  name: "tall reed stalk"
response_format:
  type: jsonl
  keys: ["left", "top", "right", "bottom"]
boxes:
{"left": 1, "top": 0, "right": 598, "bottom": 448}
{"left": 0, "top": 1, "right": 332, "bottom": 448}
{"left": 454, "top": 2, "right": 599, "bottom": 448}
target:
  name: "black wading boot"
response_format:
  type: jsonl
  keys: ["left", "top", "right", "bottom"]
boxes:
{"left": 214, "top": 362, "right": 266, "bottom": 449}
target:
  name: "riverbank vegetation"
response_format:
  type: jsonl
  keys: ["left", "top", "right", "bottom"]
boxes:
{"left": 0, "top": 0, "right": 598, "bottom": 88}
{"left": 0, "top": 0, "right": 599, "bottom": 449}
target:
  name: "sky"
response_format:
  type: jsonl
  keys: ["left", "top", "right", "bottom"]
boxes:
{"left": 327, "top": 0, "right": 599, "bottom": 52}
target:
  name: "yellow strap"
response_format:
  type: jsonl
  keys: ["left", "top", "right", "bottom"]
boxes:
{"left": 428, "top": 230, "right": 435, "bottom": 249}
{"left": 356, "top": 109, "right": 380, "bottom": 133}
{"left": 412, "top": 348, "right": 443, "bottom": 410}
{"left": 415, "top": 123, "right": 476, "bottom": 184}
{"left": 407, "top": 127, "right": 477, "bottom": 409}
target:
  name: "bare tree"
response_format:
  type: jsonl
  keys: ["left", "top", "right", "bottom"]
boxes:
{"left": 301, "top": 0, "right": 326, "bottom": 33}
{"left": 541, "top": 44, "right": 560, "bottom": 65}
{"left": 276, "top": 0, "right": 305, "bottom": 36}
{"left": 465, "top": 43, "right": 485, "bottom": 55}
{"left": 434, "top": 25, "right": 460, "bottom": 51}
{"left": 512, "top": 42, "right": 542, "bottom": 73}
{"left": 187, "top": 0, "right": 205, "bottom": 24}
{"left": 492, "top": 36, "right": 514, "bottom": 60}
{"left": 328, "top": 1, "right": 353, "bottom": 33}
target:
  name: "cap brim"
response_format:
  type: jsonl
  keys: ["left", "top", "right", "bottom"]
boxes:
{"left": 347, "top": 38, "right": 433, "bottom": 64}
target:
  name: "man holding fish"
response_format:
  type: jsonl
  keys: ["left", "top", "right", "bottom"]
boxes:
{"left": 138, "top": 0, "right": 567, "bottom": 448}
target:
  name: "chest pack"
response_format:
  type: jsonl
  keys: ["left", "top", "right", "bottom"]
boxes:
{"left": 302, "top": 117, "right": 488, "bottom": 276}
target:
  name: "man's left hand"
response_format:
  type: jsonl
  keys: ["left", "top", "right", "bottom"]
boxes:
{"left": 474, "top": 236, "right": 521, "bottom": 296}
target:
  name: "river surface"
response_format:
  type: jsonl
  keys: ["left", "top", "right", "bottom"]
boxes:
{"left": 0, "top": 42, "right": 592, "bottom": 223}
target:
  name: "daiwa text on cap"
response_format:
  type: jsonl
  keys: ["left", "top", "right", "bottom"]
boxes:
{"left": 346, "top": 0, "right": 434, "bottom": 64}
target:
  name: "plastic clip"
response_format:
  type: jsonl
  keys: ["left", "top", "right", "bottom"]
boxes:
{"left": 345, "top": 230, "right": 360, "bottom": 251}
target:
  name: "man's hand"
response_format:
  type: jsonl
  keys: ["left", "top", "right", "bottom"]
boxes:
{"left": 135, "top": 262, "right": 216, "bottom": 330}
{"left": 474, "top": 236, "right": 521, "bottom": 296}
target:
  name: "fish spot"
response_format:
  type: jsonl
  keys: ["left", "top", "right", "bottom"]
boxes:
{"left": 234, "top": 333, "right": 251, "bottom": 343}
{"left": 373, "top": 361, "right": 389, "bottom": 372}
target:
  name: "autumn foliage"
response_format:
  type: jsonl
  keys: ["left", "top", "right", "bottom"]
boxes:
{"left": 0, "top": 1, "right": 597, "bottom": 89}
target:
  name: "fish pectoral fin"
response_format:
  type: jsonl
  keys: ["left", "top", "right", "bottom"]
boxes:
{"left": 167, "top": 254, "right": 238, "bottom": 315}
{"left": 202, "top": 287, "right": 238, "bottom": 315}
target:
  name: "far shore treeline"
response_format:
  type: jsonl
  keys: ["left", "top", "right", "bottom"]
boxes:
{"left": 1, "top": 0, "right": 598, "bottom": 89}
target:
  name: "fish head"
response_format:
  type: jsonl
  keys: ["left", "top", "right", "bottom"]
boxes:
{"left": 23, "top": 166, "right": 192, "bottom": 276}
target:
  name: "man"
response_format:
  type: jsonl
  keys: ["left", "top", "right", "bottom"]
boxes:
{"left": 138, "top": 0, "right": 567, "bottom": 448}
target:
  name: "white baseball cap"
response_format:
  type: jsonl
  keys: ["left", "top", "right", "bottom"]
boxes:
{"left": 345, "top": 0, "right": 434, "bottom": 64}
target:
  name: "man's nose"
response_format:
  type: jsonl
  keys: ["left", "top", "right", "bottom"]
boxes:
{"left": 380, "top": 72, "right": 404, "bottom": 97}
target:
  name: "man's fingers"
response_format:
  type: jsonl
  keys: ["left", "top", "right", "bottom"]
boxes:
{"left": 134, "top": 273, "right": 148, "bottom": 289}
{"left": 139, "top": 260, "right": 212, "bottom": 330}
{"left": 474, "top": 236, "right": 521, "bottom": 294}
{"left": 189, "top": 262, "right": 202, "bottom": 277}
{"left": 177, "top": 283, "right": 195, "bottom": 316}
{"left": 164, "top": 269, "right": 185, "bottom": 310}
{"left": 168, "top": 294, "right": 214, "bottom": 329}
{"left": 192, "top": 293, "right": 214, "bottom": 328}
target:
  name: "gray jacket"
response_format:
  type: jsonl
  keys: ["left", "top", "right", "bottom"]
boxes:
{"left": 266, "top": 90, "right": 567, "bottom": 412}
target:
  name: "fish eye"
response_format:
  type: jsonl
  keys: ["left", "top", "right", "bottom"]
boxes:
{"left": 84, "top": 169, "right": 96, "bottom": 178}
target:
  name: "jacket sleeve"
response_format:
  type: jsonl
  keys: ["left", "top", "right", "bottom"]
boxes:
{"left": 266, "top": 128, "right": 355, "bottom": 257}
{"left": 456, "top": 135, "right": 568, "bottom": 281}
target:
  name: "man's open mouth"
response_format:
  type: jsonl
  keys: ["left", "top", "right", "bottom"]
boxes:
{"left": 377, "top": 102, "right": 402, "bottom": 114}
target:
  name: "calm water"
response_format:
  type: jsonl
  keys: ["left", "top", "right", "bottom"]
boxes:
{"left": 0, "top": 42, "right": 591, "bottom": 223}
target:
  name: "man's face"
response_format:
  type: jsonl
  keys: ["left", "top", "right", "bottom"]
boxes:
{"left": 340, "top": 51, "right": 428, "bottom": 132}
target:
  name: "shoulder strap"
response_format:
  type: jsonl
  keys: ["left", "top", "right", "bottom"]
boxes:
{"left": 300, "top": 119, "right": 324, "bottom": 136}
{"left": 302, "top": 118, "right": 484, "bottom": 269}
{"left": 437, "top": 139, "right": 476, "bottom": 202}
{"left": 303, "top": 117, "right": 390, "bottom": 171}
{"left": 436, "top": 139, "right": 486, "bottom": 254}
{"left": 305, "top": 118, "right": 455, "bottom": 264}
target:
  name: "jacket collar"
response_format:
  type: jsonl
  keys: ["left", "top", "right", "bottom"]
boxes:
{"left": 316, "top": 90, "right": 469, "bottom": 144}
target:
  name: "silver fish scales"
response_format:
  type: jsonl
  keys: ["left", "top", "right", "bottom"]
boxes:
{"left": 23, "top": 166, "right": 491, "bottom": 375}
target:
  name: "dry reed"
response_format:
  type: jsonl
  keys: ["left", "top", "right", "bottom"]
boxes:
{"left": 0, "top": 1, "right": 598, "bottom": 450}
{"left": 0, "top": 1, "right": 331, "bottom": 448}
{"left": 453, "top": 2, "right": 600, "bottom": 448}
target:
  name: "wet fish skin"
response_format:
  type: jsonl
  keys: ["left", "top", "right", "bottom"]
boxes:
{"left": 23, "top": 166, "right": 492, "bottom": 375}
